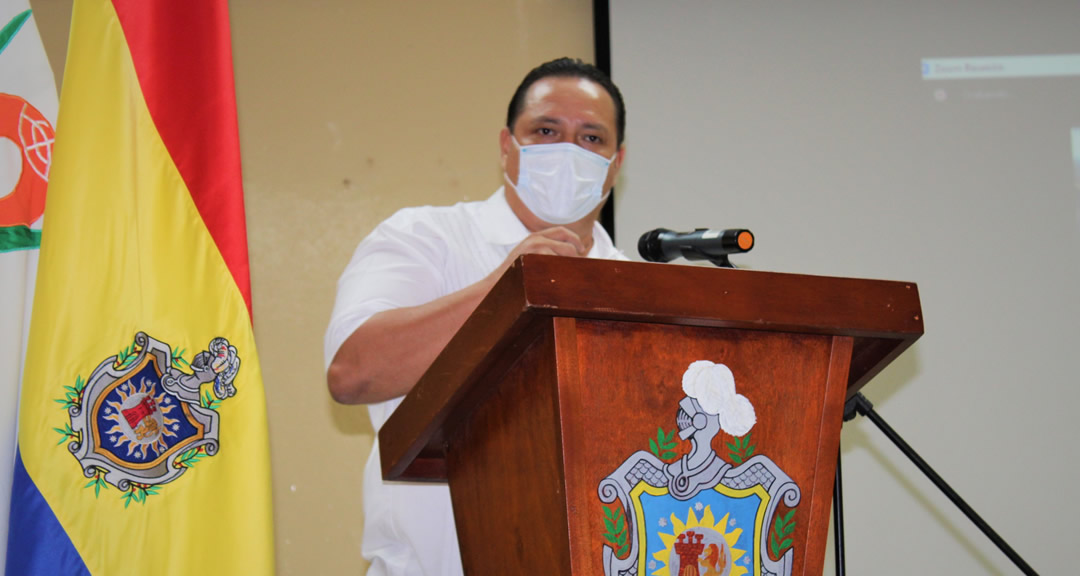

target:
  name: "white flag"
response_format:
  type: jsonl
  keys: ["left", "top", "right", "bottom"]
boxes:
{"left": 0, "top": 2, "right": 57, "bottom": 573}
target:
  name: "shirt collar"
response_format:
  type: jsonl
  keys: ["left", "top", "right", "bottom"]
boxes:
{"left": 473, "top": 187, "right": 621, "bottom": 260}
{"left": 475, "top": 187, "right": 531, "bottom": 246}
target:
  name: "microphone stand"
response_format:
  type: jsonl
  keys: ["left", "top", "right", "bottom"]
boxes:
{"left": 832, "top": 393, "right": 1039, "bottom": 576}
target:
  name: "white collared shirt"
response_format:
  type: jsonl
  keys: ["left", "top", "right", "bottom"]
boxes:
{"left": 325, "top": 187, "right": 625, "bottom": 576}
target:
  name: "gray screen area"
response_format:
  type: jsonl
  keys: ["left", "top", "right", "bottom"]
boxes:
{"left": 611, "top": 1, "right": 1079, "bottom": 574}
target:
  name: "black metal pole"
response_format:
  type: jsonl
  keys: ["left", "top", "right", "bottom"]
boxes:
{"left": 592, "top": 0, "right": 616, "bottom": 241}
{"left": 847, "top": 393, "right": 1039, "bottom": 576}
{"left": 833, "top": 449, "right": 846, "bottom": 576}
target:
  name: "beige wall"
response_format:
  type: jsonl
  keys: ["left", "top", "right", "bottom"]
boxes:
{"left": 32, "top": 0, "right": 594, "bottom": 573}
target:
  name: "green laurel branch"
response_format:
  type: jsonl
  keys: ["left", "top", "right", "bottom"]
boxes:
{"left": 54, "top": 375, "right": 86, "bottom": 411}
{"left": 648, "top": 426, "right": 679, "bottom": 462}
{"left": 600, "top": 504, "right": 630, "bottom": 558}
{"left": 83, "top": 467, "right": 109, "bottom": 498}
{"left": 769, "top": 507, "right": 797, "bottom": 559}
{"left": 726, "top": 432, "right": 756, "bottom": 464}
{"left": 174, "top": 446, "right": 206, "bottom": 470}
{"left": 171, "top": 346, "right": 190, "bottom": 369}
{"left": 113, "top": 341, "right": 140, "bottom": 370}
{"left": 122, "top": 483, "right": 160, "bottom": 508}
{"left": 201, "top": 389, "right": 221, "bottom": 411}
{"left": 53, "top": 422, "right": 80, "bottom": 446}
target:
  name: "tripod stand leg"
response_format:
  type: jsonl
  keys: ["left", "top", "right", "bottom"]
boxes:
{"left": 849, "top": 393, "right": 1039, "bottom": 576}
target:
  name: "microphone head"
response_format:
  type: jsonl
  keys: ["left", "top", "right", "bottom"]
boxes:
{"left": 638, "top": 228, "right": 672, "bottom": 262}
{"left": 734, "top": 229, "right": 754, "bottom": 252}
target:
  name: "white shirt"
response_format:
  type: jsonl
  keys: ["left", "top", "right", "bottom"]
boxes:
{"left": 325, "top": 188, "right": 625, "bottom": 576}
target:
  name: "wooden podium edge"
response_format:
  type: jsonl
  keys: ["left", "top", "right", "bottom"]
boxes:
{"left": 380, "top": 256, "right": 924, "bottom": 482}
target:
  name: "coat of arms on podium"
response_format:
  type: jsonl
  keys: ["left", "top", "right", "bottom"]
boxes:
{"left": 599, "top": 361, "right": 801, "bottom": 576}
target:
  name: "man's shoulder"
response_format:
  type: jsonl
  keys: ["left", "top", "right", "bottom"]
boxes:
{"left": 378, "top": 196, "right": 491, "bottom": 234}
{"left": 380, "top": 201, "right": 465, "bottom": 227}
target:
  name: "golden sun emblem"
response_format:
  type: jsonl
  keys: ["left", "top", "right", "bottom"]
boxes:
{"left": 652, "top": 506, "right": 748, "bottom": 576}
{"left": 101, "top": 378, "right": 181, "bottom": 460}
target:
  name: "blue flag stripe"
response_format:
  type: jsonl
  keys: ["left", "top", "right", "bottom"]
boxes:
{"left": 6, "top": 449, "right": 90, "bottom": 576}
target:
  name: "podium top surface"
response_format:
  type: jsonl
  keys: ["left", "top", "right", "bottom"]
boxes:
{"left": 380, "top": 255, "right": 923, "bottom": 480}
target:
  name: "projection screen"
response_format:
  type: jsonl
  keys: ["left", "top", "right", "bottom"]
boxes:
{"left": 610, "top": 1, "right": 1078, "bottom": 574}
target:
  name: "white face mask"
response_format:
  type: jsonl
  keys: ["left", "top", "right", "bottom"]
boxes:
{"left": 504, "top": 136, "right": 616, "bottom": 225}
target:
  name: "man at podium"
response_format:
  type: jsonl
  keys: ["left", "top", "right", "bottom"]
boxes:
{"left": 325, "top": 58, "right": 629, "bottom": 575}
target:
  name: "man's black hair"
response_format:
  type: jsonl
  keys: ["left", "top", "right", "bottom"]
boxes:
{"left": 506, "top": 57, "right": 626, "bottom": 147}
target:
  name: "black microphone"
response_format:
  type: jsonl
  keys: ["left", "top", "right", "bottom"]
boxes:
{"left": 638, "top": 228, "right": 754, "bottom": 268}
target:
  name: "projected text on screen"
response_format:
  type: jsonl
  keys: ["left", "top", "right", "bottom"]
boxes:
{"left": 922, "top": 54, "right": 1080, "bottom": 80}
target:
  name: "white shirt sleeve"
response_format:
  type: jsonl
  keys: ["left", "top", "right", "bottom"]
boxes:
{"left": 324, "top": 209, "right": 448, "bottom": 371}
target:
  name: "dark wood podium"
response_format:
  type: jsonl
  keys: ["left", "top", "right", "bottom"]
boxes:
{"left": 379, "top": 255, "right": 922, "bottom": 576}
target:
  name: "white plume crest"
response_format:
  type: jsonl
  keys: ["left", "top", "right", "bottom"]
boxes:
{"left": 681, "top": 360, "right": 756, "bottom": 436}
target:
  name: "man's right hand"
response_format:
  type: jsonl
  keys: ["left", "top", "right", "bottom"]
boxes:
{"left": 481, "top": 226, "right": 589, "bottom": 291}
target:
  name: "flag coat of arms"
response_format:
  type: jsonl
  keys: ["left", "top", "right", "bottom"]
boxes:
{"left": 5, "top": 1, "right": 275, "bottom": 574}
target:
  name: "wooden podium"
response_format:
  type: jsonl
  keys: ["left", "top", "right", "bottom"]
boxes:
{"left": 379, "top": 255, "right": 922, "bottom": 576}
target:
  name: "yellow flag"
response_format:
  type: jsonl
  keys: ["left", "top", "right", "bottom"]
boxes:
{"left": 6, "top": 1, "right": 275, "bottom": 574}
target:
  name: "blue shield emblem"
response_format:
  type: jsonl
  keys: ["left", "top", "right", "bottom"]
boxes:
{"left": 599, "top": 361, "right": 800, "bottom": 576}
{"left": 63, "top": 332, "right": 240, "bottom": 498}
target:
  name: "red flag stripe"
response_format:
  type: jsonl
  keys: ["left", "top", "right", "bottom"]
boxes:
{"left": 110, "top": 0, "right": 252, "bottom": 318}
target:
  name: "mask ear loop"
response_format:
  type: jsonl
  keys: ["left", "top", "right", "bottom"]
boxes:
{"left": 502, "top": 171, "right": 519, "bottom": 193}
{"left": 503, "top": 135, "right": 525, "bottom": 192}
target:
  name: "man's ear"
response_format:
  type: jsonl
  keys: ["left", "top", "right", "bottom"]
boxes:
{"left": 610, "top": 145, "right": 626, "bottom": 177}
{"left": 499, "top": 127, "right": 512, "bottom": 170}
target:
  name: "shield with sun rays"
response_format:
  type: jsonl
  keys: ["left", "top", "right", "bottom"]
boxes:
{"left": 599, "top": 361, "right": 801, "bottom": 576}
{"left": 632, "top": 480, "right": 766, "bottom": 576}
{"left": 65, "top": 332, "right": 240, "bottom": 494}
